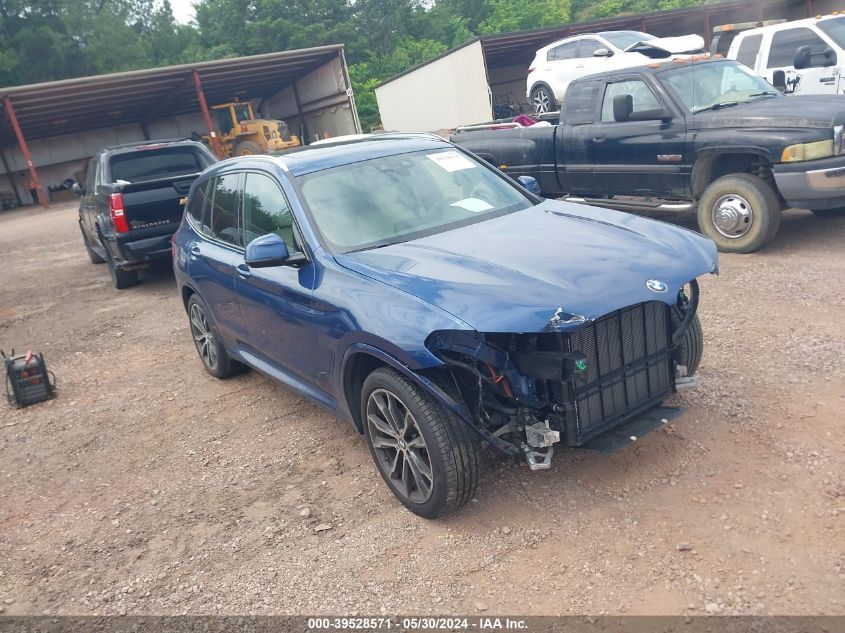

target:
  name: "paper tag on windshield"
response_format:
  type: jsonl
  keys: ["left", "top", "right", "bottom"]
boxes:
{"left": 451, "top": 198, "right": 494, "bottom": 212}
{"left": 427, "top": 151, "right": 476, "bottom": 172}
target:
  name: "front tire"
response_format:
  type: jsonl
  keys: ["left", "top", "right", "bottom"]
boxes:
{"left": 234, "top": 140, "right": 262, "bottom": 156}
{"left": 697, "top": 173, "right": 782, "bottom": 253}
{"left": 672, "top": 308, "right": 703, "bottom": 376}
{"left": 530, "top": 85, "right": 554, "bottom": 114}
{"left": 186, "top": 294, "right": 242, "bottom": 379}
{"left": 362, "top": 367, "right": 479, "bottom": 519}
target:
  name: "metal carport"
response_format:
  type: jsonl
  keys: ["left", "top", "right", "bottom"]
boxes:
{"left": 0, "top": 45, "right": 361, "bottom": 208}
{"left": 375, "top": 0, "right": 839, "bottom": 132}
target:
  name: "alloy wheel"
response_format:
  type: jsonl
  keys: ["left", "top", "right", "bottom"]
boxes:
{"left": 366, "top": 388, "right": 434, "bottom": 504}
{"left": 189, "top": 303, "right": 218, "bottom": 370}
{"left": 533, "top": 87, "right": 551, "bottom": 114}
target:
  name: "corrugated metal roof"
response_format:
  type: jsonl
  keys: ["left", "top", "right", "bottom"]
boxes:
{"left": 0, "top": 45, "right": 344, "bottom": 144}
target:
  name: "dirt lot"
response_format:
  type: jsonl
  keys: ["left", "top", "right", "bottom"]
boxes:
{"left": 0, "top": 201, "right": 843, "bottom": 616}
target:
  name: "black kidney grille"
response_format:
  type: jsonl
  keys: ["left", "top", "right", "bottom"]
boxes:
{"left": 567, "top": 301, "right": 671, "bottom": 443}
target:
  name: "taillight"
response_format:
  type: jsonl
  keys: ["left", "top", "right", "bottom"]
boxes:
{"left": 240, "top": 123, "right": 248, "bottom": 133}
{"left": 528, "top": 67, "right": 535, "bottom": 74}
{"left": 109, "top": 193, "right": 129, "bottom": 233}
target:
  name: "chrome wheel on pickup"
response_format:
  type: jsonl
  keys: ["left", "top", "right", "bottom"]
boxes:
{"left": 697, "top": 173, "right": 782, "bottom": 254}
{"left": 711, "top": 193, "right": 754, "bottom": 239}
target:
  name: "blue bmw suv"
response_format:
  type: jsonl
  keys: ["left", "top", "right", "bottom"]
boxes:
{"left": 173, "top": 134, "right": 717, "bottom": 518}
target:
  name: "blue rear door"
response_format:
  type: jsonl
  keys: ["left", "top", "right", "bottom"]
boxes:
{"left": 184, "top": 173, "right": 245, "bottom": 348}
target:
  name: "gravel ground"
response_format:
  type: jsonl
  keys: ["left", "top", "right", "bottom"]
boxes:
{"left": 0, "top": 201, "right": 843, "bottom": 616}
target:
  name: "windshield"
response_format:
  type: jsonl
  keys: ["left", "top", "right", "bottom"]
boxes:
{"left": 661, "top": 61, "right": 778, "bottom": 113}
{"left": 818, "top": 15, "right": 845, "bottom": 48}
{"left": 233, "top": 104, "right": 252, "bottom": 122}
{"left": 298, "top": 149, "right": 534, "bottom": 253}
{"left": 600, "top": 31, "right": 655, "bottom": 50}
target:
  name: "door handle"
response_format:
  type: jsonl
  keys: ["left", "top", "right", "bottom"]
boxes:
{"left": 592, "top": 135, "right": 606, "bottom": 143}
{"left": 236, "top": 264, "right": 251, "bottom": 279}
{"left": 189, "top": 245, "right": 201, "bottom": 259}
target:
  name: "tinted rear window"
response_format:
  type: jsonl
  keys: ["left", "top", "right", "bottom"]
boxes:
{"left": 564, "top": 80, "right": 602, "bottom": 124}
{"left": 109, "top": 147, "right": 208, "bottom": 183}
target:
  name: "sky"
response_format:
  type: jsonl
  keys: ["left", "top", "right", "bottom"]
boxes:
{"left": 169, "top": 0, "right": 196, "bottom": 24}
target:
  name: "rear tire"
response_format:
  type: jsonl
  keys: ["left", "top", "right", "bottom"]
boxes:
{"left": 361, "top": 367, "right": 479, "bottom": 519}
{"left": 186, "top": 294, "right": 243, "bottom": 379}
{"left": 697, "top": 173, "right": 782, "bottom": 253}
{"left": 530, "top": 85, "right": 554, "bottom": 114}
{"left": 104, "top": 245, "right": 139, "bottom": 289}
{"left": 234, "top": 140, "right": 262, "bottom": 156}
{"left": 109, "top": 263, "right": 138, "bottom": 290}
{"left": 80, "top": 223, "right": 105, "bottom": 264}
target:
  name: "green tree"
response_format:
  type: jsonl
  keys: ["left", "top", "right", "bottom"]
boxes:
{"left": 479, "top": 0, "right": 571, "bottom": 34}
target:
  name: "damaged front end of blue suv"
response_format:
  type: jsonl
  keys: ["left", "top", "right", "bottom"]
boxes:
{"left": 173, "top": 134, "right": 718, "bottom": 518}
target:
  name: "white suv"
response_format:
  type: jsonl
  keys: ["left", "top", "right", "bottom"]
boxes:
{"left": 527, "top": 31, "right": 705, "bottom": 113}
{"left": 727, "top": 14, "right": 845, "bottom": 96}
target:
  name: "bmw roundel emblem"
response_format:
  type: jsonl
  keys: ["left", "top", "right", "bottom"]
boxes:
{"left": 646, "top": 279, "right": 668, "bottom": 293}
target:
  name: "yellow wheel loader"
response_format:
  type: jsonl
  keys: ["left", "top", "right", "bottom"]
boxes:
{"left": 201, "top": 102, "right": 300, "bottom": 157}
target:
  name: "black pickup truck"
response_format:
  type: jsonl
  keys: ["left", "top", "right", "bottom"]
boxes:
{"left": 76, "top": 139, "right": 216, "bottom": 288}
{"left": 452, "top": 58, "right": 845, "bottom": 253}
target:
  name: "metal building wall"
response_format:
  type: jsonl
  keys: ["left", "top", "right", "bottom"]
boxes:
{"left": 375, "top": 41, "right": 492, "bottom": 132}
{"left": 0, "top": 51, "right": 359, "bottom": 207}
{"left": 261, "top": 55, "right": 360, "bottom": 143}
{"left": 489, "top": 64, "right": 533, "bottom": 115}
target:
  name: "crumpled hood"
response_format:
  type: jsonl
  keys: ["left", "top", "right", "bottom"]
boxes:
{"left": 689, "top": 94, "right": 845, "bottom": 130}
{"left": 626, "top": 34, "right": 704, "bottom": 57}
{"left": 335, "top": 200, "right": 718, "bottom": 333}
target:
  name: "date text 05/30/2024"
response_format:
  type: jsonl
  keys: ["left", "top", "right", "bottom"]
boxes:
{"left": 307, "top": 617, "right": 529, "bottom": 630}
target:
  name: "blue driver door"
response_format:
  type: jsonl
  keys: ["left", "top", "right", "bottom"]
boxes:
{"left": 233, "top": 171, "right": 323, "bottom": 393}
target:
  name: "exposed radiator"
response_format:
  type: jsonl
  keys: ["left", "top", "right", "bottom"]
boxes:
{"left": 565, "top": 301, "right": 672, "bottom": 445}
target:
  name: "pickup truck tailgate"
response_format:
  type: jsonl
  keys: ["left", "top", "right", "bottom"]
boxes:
{"left": 119, "top": 177, "right": 196, "bottom": 231}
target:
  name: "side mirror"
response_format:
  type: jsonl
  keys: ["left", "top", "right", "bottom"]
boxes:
{"left": 613, "top": 94, "right": 671, "bottom": 122}
{"left": 517, "top": 175, "right": 541, "bottom": 195}
{"left": 613, "top": 94, "right": 633, "bottom": 122}
{"left": 824, "top": 47, "right": 837, "bottom": 66}
{"left": 593, "top": 48, "right": 613, "bottom": 58}
{"left": 71, "top": 182, "right": 84, "bottom": 196}
{"left": 244, "top": 233, "right": 292, "bottom": 268}
{"left": 772, "top": 70, "right": 787, "bottom": 92}
{"left": 794, "top": 45, "right": 812, "bottom": 70}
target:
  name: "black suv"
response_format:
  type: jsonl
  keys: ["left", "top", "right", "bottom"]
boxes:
{"left": 75, "top": 139, "right": 216, "bottom": 288}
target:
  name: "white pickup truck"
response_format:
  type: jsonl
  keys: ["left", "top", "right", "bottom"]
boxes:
{"left": 727, "top": 14, "right": 845, "bottom": 96}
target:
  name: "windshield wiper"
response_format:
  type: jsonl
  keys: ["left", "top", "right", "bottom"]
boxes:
{"left": 693, "top": 101, "right": 739, "bottom": 114}
{"left": 349, "top": 240, "right": 396, "bottom": 253}
{"left": 748, "top": 91, "right": 779, "bottom": 98}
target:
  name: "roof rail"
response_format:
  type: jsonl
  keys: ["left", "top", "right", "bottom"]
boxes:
{"left": 102, "top": 137, "right": 194, "bottom": 151}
